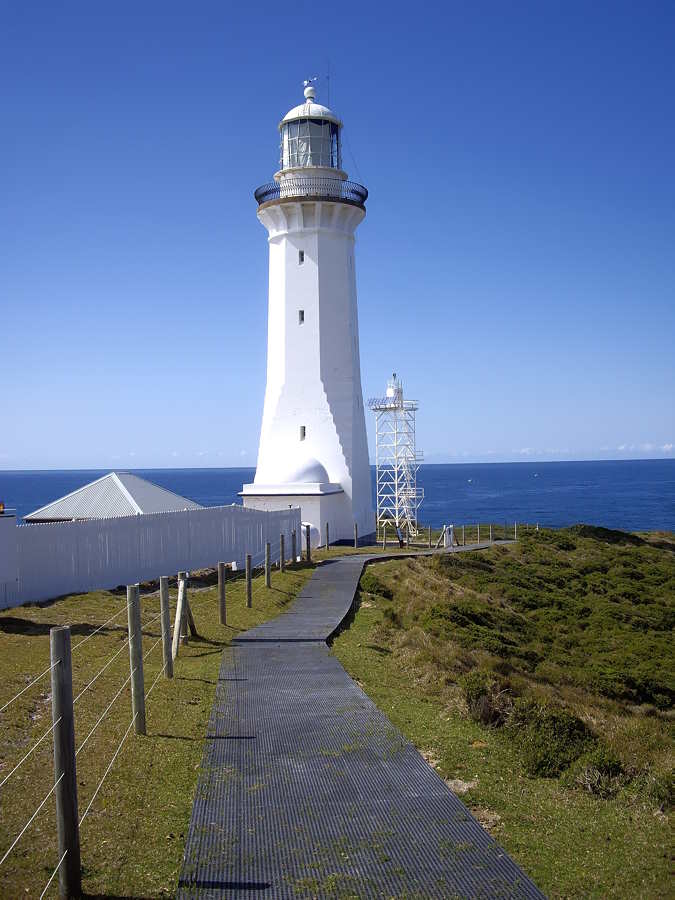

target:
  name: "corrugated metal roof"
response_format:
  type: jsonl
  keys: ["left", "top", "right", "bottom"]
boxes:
{"left": 25, "top": 472, "right": 202, "bottom": 522}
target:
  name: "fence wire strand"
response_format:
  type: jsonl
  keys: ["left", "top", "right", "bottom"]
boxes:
{"left": 73, "top": 640, "right": 129, "bottom": 706}
{"left": 39, "top": 849, "right": 67, "bottom": 899}
{"left": 75, "top": 669, "right": 134, "bottom": 758}
{"left": 0, "top": 716, "right": 61, "bottom": 791}
{"left": 0, "top": 773, "right": 64, "bottom": 869}
{"left": 0, "top": 661, "right": 59, "bottom": 716}
{"left": 78, "top": 653, "right": 166, "bottom": 830}
{"left": 71, "top": 605, "right": 128, "bottom": 653}
{"left": 78, "top": 715, "right": 136, "bottom": 829}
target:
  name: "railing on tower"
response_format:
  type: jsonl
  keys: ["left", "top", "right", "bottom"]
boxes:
{"left": 254, "top": 177, "right": 368, "bottom": 208}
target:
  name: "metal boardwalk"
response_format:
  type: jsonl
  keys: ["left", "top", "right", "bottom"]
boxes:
{"left": 178, "top": 551, "right": 544, "bottom": 898}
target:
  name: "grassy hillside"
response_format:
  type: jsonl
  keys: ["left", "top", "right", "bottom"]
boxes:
{"left": 332, "top": 527, "right": 673, "bottom": 898}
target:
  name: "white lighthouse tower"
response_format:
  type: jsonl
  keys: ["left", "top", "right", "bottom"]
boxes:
{"left": 241, "top": 83, "right": 374, "bottom": 546}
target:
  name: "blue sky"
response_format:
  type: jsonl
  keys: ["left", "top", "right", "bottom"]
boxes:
{"left": 2, "top": 0, "right": 674, "bottom": 469}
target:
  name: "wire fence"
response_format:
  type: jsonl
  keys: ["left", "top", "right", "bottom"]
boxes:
{"left": 0, "top": 525, "right": 302, "bottom": 896}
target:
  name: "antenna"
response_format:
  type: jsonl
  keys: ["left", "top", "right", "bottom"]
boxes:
{"left": 326, "top": 60, "right": 331, "bottom": 107}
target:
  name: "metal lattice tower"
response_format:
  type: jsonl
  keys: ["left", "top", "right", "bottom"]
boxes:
{"left": 368, "top": 374, "right": 424, "bottom": 536}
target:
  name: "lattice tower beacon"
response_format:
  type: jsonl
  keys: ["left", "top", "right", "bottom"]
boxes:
{"left": 368, "top": 374, "right": 424, "bottom": 536}
{"left": 241, "top": 83, "right": 375, "bottom": 547}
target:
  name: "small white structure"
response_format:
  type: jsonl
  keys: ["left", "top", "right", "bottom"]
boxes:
{"left": 368, "top": 374, "right": 424, "bottom": 536}
{"left": 242, "top": 83, "right": 374, "bottom": 545}
{"left": 25, "top": 471, "right": 202, "bottom": 522}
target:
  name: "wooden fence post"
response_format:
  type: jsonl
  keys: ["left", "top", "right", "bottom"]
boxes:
{"left": 185, "top": 587, "right": 198, "bottom": 638}
{"left": 382, "top": 524, "right": 387, "bottom": 550}
{"left": 159, "top": 576, "right": 173, "bottom": 679}
{"left": 127, "top": 584, "right": 146, "bottom": 735}
{"left": 280, "top": 535, "right": 285, "bottom": 573}
{"left": 305, "top": 524, "right": 311, "bottom": 563}
{"left": 50, "top": 626, "right": 82, "bottom": 898}
{"left": 489, "top": 524, "right": 493, "bottom": 543}
{"left": 428, "top": 526, "right": 432, "bottom": 549}
{"left": 477, "top": 524, "right": 480, "bottom": 544}
{"left": 218, "top": 562, "right": 227, "bottom": 626}
{"left": 514, "top": 521, "right": 518, "bottom": 540}
{"left": 265, "top": 542, "right": 271, "bottom": 588}
{"left": 325, "top": 522, "right": 330, "bottom": 551}
{"left": 291, "top": 529, "right": 297, "bottom": 564}
{"left": 354, "top": 522, "right": 358, "bottom": 549}
{"left": 246, "top": 554, "right": 252, "bottom": 607}
{"left": 462, "top": 524, "right": 465, "bottom": 546}
{"left": 177, "top": 572, "right": 188, "bottom": 645}
{"left": 171, "top": 575, "right": 186, "bottom": 661}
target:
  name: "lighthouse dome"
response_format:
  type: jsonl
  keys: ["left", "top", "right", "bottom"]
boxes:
{"left": 278, "top": 84, "right": 342, "bottom": 173}
{"left": 283, "top": 457, "right": 330, "bottom": 484}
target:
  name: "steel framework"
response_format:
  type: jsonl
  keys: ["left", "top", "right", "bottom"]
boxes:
{"left": 368, "top": 374, "right": 424, "bottom": 536}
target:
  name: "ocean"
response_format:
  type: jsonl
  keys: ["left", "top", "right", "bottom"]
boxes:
{"left": 1, "top": 460, "right": 673, "bottom": 532}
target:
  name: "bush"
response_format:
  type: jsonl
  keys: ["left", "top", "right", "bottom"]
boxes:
{"left": 382, "top": 606, "right": 402, "bottom": 628}
{"left": 459, "top": 670, "right": 513, "bottom": 727}
{"left": 507, "top": 698, "right": 594, "bottom": 777}
{"left": 563, "top": 745, "right": 625, "bottom": 797}
{"left": 359, "top": 570, "right": 393, "bottom": 600}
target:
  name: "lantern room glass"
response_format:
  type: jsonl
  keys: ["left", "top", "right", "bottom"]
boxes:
{"left": 280, "top": 119, "right": 341, "bottom": 170}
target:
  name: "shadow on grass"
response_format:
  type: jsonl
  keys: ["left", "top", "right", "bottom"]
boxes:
{"left": 176, "top": 675, "right": 217, "bottom": 684}
{"left": 0, "top": 617, "right": 127, "bottom": 637}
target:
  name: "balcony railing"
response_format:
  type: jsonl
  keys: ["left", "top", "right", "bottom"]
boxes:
{"left": 254, "top": 177, "right": 368, "bottom": 208}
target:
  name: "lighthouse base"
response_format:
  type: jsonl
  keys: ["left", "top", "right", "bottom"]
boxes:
{"left": 241, "top": 483, "right": 372, "bottom": 549}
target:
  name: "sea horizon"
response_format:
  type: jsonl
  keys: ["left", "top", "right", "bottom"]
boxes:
{"left": 1, "top": 456, "right": 674, "bottom": 473}
{"left": 2, "top": 459, "right": 673, "bottom": 533}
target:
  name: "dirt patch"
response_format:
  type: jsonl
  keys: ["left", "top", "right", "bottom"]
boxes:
{"left": 445, "top": 778, "right": 478, "bottom": 794}
{"left": 472, "top": 807, "right": 502, "bottom": 833}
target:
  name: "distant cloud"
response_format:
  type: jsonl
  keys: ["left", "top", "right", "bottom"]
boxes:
{"left": 662, "top": 443, "right": 674, "bottom": 453}
{"left": 129, "top": 451, "right": 136, "bottom": 457}
{"left": 240, "top": 449, "right": 247, "bottom": 457}
{"left": 640, "top": 442, "right": 654, "bottom": 452}
{"left": 170, "top": 450, "right": 179, "bottom": 458}
{"left": 196, "top": 450, "right": 208, "bottom": 457}
{"left": 518, "top": 448, "right": 534, "bottom": 456}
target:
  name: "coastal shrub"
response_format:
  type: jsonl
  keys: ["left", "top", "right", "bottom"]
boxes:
{"left": 507, "top": 698, "right": 594, "bottom": 777}
{"left": 426, "top": 527, "right": 675, "bottom": 707}
{"left": 563, "top": 745, "right": 625, "bottom": 798}
{"left": 359, "top": 570, "right": 393, "bottom": 600}
{"left": 458, "top": 670, "right": 513, "bottom": 727}
{"left": 382, "top": 606, "right": 402, "bottom": 628}
{"left": 636, "top": 771, "right": 674, "bottom": 812}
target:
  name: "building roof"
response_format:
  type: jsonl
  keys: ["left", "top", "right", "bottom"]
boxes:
{"left": 25, "top": 472, "right": 203, "bottom": 522}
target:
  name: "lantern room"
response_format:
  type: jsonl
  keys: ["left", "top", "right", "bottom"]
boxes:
{"left": 277, "top": 84, "right": 344, "bottom": 176}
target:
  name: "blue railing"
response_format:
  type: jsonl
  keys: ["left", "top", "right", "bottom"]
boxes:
{"left": 254, "top": 177, "right": 368, "bottom": 208}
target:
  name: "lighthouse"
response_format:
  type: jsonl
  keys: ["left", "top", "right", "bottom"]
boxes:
{"left": 241, "top": 83, "right": 374, "bottom": 546}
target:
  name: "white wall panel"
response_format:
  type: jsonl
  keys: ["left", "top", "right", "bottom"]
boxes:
{"left": 0, "top": 505, "right": 301, "bottom": 610}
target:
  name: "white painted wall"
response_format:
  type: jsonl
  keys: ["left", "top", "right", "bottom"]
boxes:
{"left": 0, "top": 515, "right": 18, "bottom": 609}
{"left": 0, "top": 505, "right": 301, "bottom": 610}
{"left": 247, "top": 199, "right": 374, "bottom": 539}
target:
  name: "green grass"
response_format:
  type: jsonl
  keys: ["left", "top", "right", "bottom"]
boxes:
{"left": 0, "top": 562, "right": 314, "bottom": 897}
{"left": 331, "top": 527, "right": 673, "bottom": 898}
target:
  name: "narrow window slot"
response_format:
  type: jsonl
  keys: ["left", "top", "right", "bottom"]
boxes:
{"left": 299, "top": 426, "right": 306, "bottom": 441}
{"left": 298, "top": 309, "right": 305, "bottom": 325}
{"left": 298, "top": 250, "right": 305, "bottom": 264}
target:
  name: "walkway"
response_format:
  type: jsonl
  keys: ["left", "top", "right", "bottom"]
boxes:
{"left": 177, "top": 548, "right": 544, "bottom": 898}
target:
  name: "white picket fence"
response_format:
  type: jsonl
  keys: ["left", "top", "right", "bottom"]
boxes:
{"left": 0, "top": 504, "right": 301, "bottom": 610}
